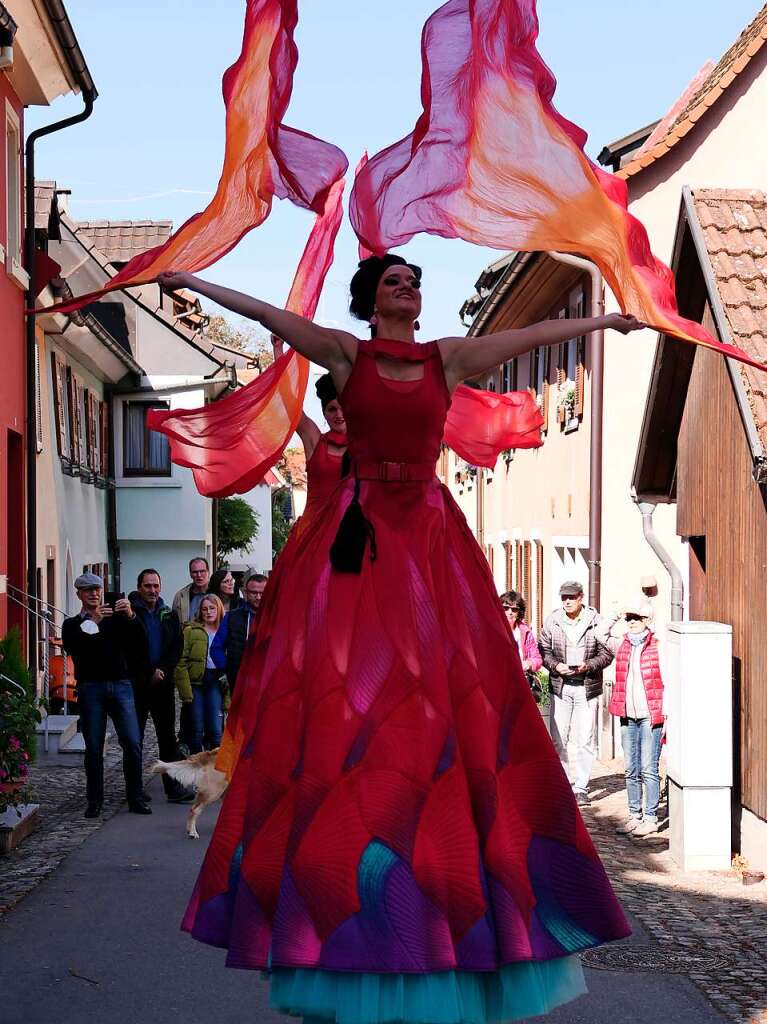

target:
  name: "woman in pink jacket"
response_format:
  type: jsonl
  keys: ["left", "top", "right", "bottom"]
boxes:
{"left": 501, "top": 591, "right": 543, "bottom": 698}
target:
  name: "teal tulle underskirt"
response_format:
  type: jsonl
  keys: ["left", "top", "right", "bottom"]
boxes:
{"left": 269, "top": 957, "right": 586, "bottom": 1024}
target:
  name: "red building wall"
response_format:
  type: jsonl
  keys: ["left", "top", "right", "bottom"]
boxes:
{"left": 0, "top": 75, "right": 26, "bottom": 639}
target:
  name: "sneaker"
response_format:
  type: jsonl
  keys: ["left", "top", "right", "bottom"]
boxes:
{"left": 128, "top": 800, "right": 153, "bottom": 815}
{"left": 633, "top": 818, "right": 659, "bottom": 837}
{"left": 84, "top": 801, "right": 102, "bottom": 819}
{"left": 167, "top": 786, "right": 196, "bottom": 804}
{"left": 615, "top": 817, "right": 642, "bottom": 835}
{"left": 575, "top": 792, "right": 590, "bottom": 807}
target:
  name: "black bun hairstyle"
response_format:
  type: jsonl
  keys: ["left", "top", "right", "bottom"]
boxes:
{"left": 349, "top": 254, "right": 422, "bottom": 324}
{"left": 315, "top": 373, "right": 337, "bottom": 412}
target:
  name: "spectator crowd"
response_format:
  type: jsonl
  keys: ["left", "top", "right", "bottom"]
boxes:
{"left": 62, "top": 558, "right": 267, "bottom": 819}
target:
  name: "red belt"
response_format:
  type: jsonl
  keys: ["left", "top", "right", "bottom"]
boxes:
{"left": 355, "top": 460, "right": 435, "bottom": 483}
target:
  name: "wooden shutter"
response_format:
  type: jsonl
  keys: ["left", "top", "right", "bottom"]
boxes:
{"left": 77, "top": 380, "right": 87, "bottom": 466}
{"left": 522, "top": 540, "right": 532, "bottom": 610}
{"left": 504, "top": 542, "right": 512, "bottom": 591}
{"left": 515, "top": 540, "right": 523, "bottom": 590}
{"left": 34, "top": 344, "right": 44, "bottom": 453}
{"left": 541, "top": 349, "right": 550, "bottom": 434}
{"left": 66, "top": 368, "right": 81, "bottom": 465}
{"left": 51, "top": 353, "right": 69, "bottom": 458}
{"left": 100, "top": 401, "right": 109, "bottom": 476}
{"left": 575, "top": 337, "right": 586, "bottom": 417}
{"left": 535, "top": 540, "right": 544, "bottom": 635}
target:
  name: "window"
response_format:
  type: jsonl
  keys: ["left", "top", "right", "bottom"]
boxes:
{"left": 123, "top": 402, "right": 171, "bottom": 476}
{"left": 535, "top": 540, "right": 544, "bottom": 635}
{"left": 86, "top": 390, "right": 101, "bottom": 474}
{"left": 501, "top": 358, "right": 518, "bottom": 393}
{"left": 34, "top": 344, "right": 44, "bottom": 453}
{"left": 100, "top": 401, "right": 110, "bottom": 478}
{"left": 5, "top": 101, "right": 25, "bottom": 285}
{"left": 529, "top": 348, "right": 550, "bottom": 431}
{"left": 521, "top": 540, "right": 532, "bottom": 610}
{"left": 66, "top": 368, "right": 82, "bottom": 466}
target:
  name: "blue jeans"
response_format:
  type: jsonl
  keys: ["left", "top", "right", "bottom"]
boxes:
{"left": 184, "top": 670, "right": 224, "bottom": 753}
{"left": 78, "top": 680, "right": 143, "bottom": 804}
{"left": 620, "top": 717, "right": 663, "bottom": 820}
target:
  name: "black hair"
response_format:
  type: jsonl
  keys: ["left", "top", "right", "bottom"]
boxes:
{"left": 315, "top": 373, "right": 338, "bottom": 412}
{"left": 349, "top": 254, "right": 422, "bottom": 324}
{"left": 189, "top": 556, "right": 209, "bottom": 572}
{"left": 208, "top": 568, "right": 240, "bottom": 604}
{"left": 500, "top": 590, "right": 526, "bottom": 621}
{"left": 137, "top": 568, "right": 162, "bottom": 587}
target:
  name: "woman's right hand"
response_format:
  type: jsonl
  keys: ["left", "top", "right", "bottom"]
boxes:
{"left": 157, "top": 270, "right": 191, "bottom": 291}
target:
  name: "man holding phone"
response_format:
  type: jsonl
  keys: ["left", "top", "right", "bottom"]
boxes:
{"left": 62, "top": 572, "right": 151, "bottom": 819}
{"left": 539, "top": 581, "right": 614, "bottom": 806}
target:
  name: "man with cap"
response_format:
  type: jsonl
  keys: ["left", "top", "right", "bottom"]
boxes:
{"left": 62, "top": 573, "right": 150, "bottom": 818}
{"left": 539, "top": 580, "right": 614, "bottom": 806}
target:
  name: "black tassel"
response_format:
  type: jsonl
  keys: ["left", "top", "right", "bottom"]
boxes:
{"left": 330, "top": 478, "right": 377, "bottom": 573}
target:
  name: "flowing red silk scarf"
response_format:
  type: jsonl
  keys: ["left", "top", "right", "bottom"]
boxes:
{"left": 349, "top": 0, "right": 765, "bottom": 372}
{"left": 147, "top": 177, "right": 346, "bottom": 498}
{"left": 39, "top": 0, "right": 347, "bottom": 316}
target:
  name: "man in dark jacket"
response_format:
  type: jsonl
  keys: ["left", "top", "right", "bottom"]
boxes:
{"left": 211, "top": 573, "right": 267, "bottom": 694}
{"left": 62, "top": 572, "right": 150, "bottom": 818}
{"left": 539, "top": 580, "right": 614, "bottom": 806}
{"left": 130, "top": 569, "right": 192, "bottom": 803}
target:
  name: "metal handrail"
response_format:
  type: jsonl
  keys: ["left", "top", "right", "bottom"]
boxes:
{"left": 7, "top": 583, "right": 68, "bottom": 621}
{"left": 3, "top": 588, "right": 72, "bottom": 751}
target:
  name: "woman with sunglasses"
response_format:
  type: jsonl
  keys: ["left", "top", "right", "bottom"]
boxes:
{"left": 604, "top": 599, "right": 666, "bottom": 838}
{"left": 500, "top": 590, "right": 543, "bottom": 696}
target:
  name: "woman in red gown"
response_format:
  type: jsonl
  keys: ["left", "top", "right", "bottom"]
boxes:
{"left": 158, "top": 259, "right": 642, "bottom": 1024}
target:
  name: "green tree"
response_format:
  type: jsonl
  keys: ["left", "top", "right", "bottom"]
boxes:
{"left": 217, "top": 497, "right": 260, "bottom": 560}
{"left": 204, "top": 313, "right": 274, "bottom": 368}
{"left": 271, "top": 491, "right": 293, "bottom": 559}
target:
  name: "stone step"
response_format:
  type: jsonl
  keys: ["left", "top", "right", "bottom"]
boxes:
{"left": 35, "top": 714, "right": 78, "bottom": 755}
{"left": 59, "top": 728, "right": 113, "bottom": 756}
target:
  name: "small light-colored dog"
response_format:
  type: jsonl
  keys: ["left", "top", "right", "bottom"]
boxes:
{"left": 152, "top": 749, "right": 228, "bottom": 839}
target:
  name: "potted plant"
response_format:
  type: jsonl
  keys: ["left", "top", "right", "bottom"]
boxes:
{"left": 0, "top": 628, "right": 44, "bottom": 817}
{"left": 557, "top": 379, "right": 576, "bottom": 424}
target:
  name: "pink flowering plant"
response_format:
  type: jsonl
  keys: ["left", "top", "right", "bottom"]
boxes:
{"left": 0, "top": 628, "right": 44, "bottom": 814}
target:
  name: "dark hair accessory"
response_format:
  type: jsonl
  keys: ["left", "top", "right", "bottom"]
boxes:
{"left": 330, "top": 478, "right": 377, "bottom": 574}
{"left": 315, "top": 373, "right": 337, "bottom": 411}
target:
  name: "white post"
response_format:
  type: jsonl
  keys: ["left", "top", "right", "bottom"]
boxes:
{"left": 666, "top": 621, "right": 733, "bottom": 871}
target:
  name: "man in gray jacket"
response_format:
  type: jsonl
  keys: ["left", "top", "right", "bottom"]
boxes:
{"left": 539, "top": 581, "right": 614, "bottom": 806}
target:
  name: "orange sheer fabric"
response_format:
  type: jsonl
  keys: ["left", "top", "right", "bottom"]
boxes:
{"left": 41, "top": 0, "right": 347, "bottom": 316}
{"left": 349, "top": 0, "right": 764, "bottom": 371}
{"left": 147, "top": 178, "right": 345, "bottom": 497}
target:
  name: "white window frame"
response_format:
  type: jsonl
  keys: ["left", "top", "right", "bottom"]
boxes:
{"left": 5, "top": 99, "right": 27, "bottom": 290}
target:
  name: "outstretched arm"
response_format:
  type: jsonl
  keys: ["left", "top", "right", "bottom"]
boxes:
{"left": 439, "top": 314, "right": 644, "bottom": 391}
{"left": 272, "top": 335, "right": 322, "bottom": 460}
{"left": 158, "top": 272, "right": 357, "bottom": 376}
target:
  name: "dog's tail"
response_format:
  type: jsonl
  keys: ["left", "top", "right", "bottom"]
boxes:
{"left": 151, "top": 759, "right": 203, "bottom": 790}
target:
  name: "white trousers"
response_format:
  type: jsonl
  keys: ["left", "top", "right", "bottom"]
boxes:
{"left": 550, "top": 684, "right": 599, "bottom": 794}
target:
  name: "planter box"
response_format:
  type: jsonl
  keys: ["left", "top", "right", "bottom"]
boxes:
{"left": 0, "top": 802, "right": 41, "bottom": 855}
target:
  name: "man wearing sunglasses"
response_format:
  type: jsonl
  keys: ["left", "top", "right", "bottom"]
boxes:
{"left": 539, "top": 581, "right": 614, "bottom": 806}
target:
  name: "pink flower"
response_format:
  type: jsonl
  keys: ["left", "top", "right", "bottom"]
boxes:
{"left": 22, "top": 751, "right": 29, "bottom": 760}
{"left": 0, "top": 768, "right": 7, "bottom": 779}
{"left": 9, "top": 737, "right": 20, "bottom": 750}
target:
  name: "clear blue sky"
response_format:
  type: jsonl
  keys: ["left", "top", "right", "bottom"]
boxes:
{"left": 29, "top": 0, "right": 764, "bottom": 342}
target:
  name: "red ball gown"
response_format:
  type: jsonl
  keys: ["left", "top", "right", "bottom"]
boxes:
{"left": 184, "top": 338, "right": 629, "bottom": 1023}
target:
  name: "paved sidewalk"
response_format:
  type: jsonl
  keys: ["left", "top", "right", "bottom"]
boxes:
{"left": 0, "top": 774, "right": 725, "bottom": 1024}
{"left": 0, "top": 724, "right": 159, "bottom": 914}
{"left": 583, "top": 760, "right": 767, "bottom": 1024}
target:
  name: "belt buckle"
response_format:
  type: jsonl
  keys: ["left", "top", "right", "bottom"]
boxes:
{"left": 380, "top": 461, "right": 403, "bottom": 482}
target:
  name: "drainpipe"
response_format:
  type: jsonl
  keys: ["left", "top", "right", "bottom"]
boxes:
{"left": 24, "top": 3, "right": 97, "bottom": 666}
{"left": 550, "top": 253, "right": 604, "bottom": 610}
{"left": 636, "top": 499, "right": 684, "bottom": 621}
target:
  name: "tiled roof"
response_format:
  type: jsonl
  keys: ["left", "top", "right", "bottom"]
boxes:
{"left": 73, "top": 220, "right": 173, "bottom": 265}
{"left": 693, "top": 188, "right": 767, "bottom": 447}
{"left": 34, "top": 180, "right": 57, "bottom": 229}
{"left": 619, "top": 5, "right": 767, "bottom": 179}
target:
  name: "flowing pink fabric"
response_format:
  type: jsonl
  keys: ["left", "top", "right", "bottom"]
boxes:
{"left": 349, "top": 0, "right": 765, "bottom": 371}
{"left": 446, "top": 386, "right": 543, "bottom": 466}
{"left": 147, "top": 178, "right": 345, "bottom": 498}
{"left": 39, "top": 0, "right": 347, "bottom": 316}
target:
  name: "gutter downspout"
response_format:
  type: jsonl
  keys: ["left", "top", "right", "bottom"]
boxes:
{"left": 636, "top": 500, "right": 684, "bottom": 621}
{"left": 550, "top": 253, "right": 604, "bottom": 610}
{"left": 24, "top": 8, "right": 97, "bottom": 666}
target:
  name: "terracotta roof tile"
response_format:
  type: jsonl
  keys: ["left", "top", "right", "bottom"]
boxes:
{"left": 34, "top": 180, "right": 56, "bottom": 230}
{"left": 620, "top": 5, "right": 767, "bottom": 179}
{"left": 73, "top": 219, "right": 173, "bottom": 265}
{"left": 693, "top": 188, "right": 767, "bottom": 447}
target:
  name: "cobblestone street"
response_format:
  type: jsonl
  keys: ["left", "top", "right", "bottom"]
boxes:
{"left": 2, "top": 745, "right": 766, "bottom": 1023}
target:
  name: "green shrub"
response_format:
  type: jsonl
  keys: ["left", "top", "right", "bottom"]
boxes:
{"left": 0, "top": 628, "right": 45, "bottom": 813}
